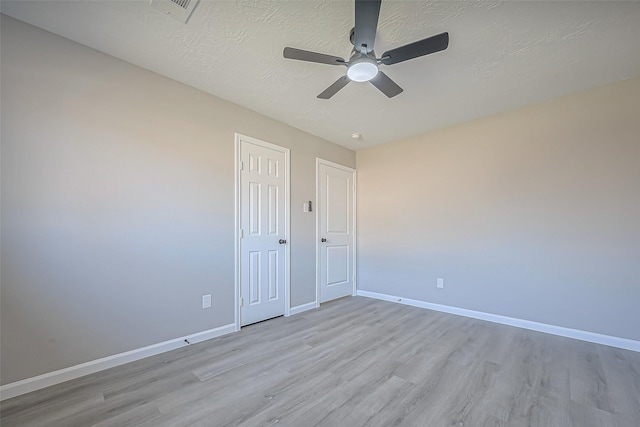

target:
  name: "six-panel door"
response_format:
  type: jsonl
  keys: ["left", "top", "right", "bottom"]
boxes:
{"left": 241, "top": 141, "right": 286, "bottom": 325}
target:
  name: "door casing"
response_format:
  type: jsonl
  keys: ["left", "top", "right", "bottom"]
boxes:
{"left": 235, "top": 133, "right": 291, "bottom": 330}
{"left": 315, "top": 158, "right": 357, "bottom": 307}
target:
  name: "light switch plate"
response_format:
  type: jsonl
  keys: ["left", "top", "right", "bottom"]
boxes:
{"left": 202, "top": 294, "right": 212, "bottom": 309}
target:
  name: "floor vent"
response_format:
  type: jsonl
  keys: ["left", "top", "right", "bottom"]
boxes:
{"left": 150, "top": 0, "right": 199, "bottom": 23}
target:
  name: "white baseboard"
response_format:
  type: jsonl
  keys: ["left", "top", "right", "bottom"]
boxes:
{"left": 289, "top": 301, "right": 317, "bottom": 316}
{"left": 0, "top": 323, "right": 236, "bottom": 401}
{"left": 356, "top": 290, "right": 640, "bottom": 353}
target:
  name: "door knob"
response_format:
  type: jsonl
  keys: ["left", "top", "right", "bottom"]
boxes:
{"left": 279, "top": 239, "right": 287, "bottom": 244}
{"left": 321, "top": 238, "right": 327, "bottom": 243}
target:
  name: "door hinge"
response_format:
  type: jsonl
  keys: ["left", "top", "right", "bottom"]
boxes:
{"left": 239, "top": 161, "right": 244, "bottom": 170}
{"left": 240, "top": 297, "right": 243, "bottom": 307}
{"left": 239, "top": 229, "right": 243, "bottom": 238}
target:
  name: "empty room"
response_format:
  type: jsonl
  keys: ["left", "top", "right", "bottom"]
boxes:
{"left": 1, "top": 0, "right": 639, "bottom": 426}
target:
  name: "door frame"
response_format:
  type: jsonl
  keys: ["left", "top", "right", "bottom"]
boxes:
{"left": 235, "top": 133, "right": 291, "bottom": 330}
{"left": 315, "top": 158, "right": 357, "bottom": 307}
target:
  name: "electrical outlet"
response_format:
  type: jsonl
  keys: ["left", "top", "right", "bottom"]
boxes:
{"left": 437, "top": 278, "right": 444, "bottom": 289}
{"left": 202, "top": 294, "right": 212, "bottom": 309}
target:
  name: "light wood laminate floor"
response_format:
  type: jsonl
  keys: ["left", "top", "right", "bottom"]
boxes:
{"left": 2, "top": 296, "right": 640, "bottom": 426}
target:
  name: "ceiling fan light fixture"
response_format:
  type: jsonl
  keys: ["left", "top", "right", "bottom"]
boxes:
{"left": 347, "top": 58, "right": 378, "bottom": 82}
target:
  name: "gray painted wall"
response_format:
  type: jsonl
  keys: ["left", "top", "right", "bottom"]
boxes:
{"left": 0, "top": 15, "right": 355, "bottom": 385}
{"left": 356, "top": 76, "right": 640, "bottom": 341}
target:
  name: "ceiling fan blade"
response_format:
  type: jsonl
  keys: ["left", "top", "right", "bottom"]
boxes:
{"left": 380, "top": 32, "right": 449, "bottom": 66}
{"left": 317, "top": 76, "right": 350, "bottom": 99}
{"left": 369, "top": 71, "right": 403, "bottom": 98}
{"left": 283, "top": 47, "right": 346, "bottom": 65}
{"left": 354, "top": 0, "right": 382, "bottom": 53}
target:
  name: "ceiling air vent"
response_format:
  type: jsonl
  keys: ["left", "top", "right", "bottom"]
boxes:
{"left": 150, "top": 0, "right": 199, "bottom": 23}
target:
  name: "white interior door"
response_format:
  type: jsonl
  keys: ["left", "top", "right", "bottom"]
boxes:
{"left": 318, "top": 160, "right": 356, "bottom": 303}
{"left": 239, "top": 136, "right": 289, "bottom": 326}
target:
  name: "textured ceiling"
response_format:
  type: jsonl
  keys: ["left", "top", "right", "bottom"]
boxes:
{"left": 2, "top": 0, "right": 640, "bottom": 150}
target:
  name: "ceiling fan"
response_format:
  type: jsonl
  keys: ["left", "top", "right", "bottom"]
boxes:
{"left": 283, "top": 0, "right": 449, "bottom": 99}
